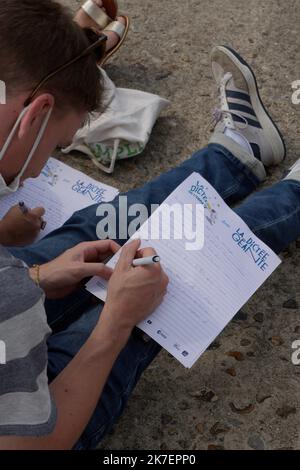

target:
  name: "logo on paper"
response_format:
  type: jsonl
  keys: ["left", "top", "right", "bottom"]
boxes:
{"left": 72, "top": 180, "right": 107, "bottom": 204}
{"left": 189, "top": 181, "right": 218, "bottom": 225}
{"left": 232, "top": 228, "right": 270, "bottom": 271}
{"left": 189, "top": 181, "right": 209, "bottom": 207}
{"left": 157, "top": 330, "right": 167, "bottom": 340}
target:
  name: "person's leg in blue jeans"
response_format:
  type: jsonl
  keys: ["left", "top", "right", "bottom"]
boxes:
{"left": 11, "top": 143, "right": 261, "bottom": 263}
{"left": 11, "top": 45, "right": 297, "bottom": 449}
{"left": 45, "top": 161, "right": 300, "bottom": 450}
{"left": 10, "top": 143, "right": 262, "bottom": 330}
{"left": 44, "top": 43, "right": 300, "bottom": 449}
{"left": 10, "top": 142, "right": 265, "bottom": 450}
{"left": 235, "top": 178, "right": 300, "bottom": 253}
{"left": 11, "top": 42, "right": 275, "bottom": 330}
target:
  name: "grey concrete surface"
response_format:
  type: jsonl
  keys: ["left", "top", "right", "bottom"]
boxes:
{"left": 61, "top": 0, "right": 300, "bottom": 450}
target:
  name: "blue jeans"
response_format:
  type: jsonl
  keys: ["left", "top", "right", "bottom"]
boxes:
{"left": 10, "top": 143, "right": 300, "bottom": 449}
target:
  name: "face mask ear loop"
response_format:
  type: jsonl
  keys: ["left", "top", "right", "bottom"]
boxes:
{"left": 17, "top": 106, "right": 53, "bottom": 180}
{"left": 87, "top": 138, "right": 119, "bottom": 174}
{"left": 0, "top": 106, "right": 31, "bottom": 162}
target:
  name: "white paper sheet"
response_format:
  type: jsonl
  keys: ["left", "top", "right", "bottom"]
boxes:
{"left": 86, "top": 172, "right": 281, "bottom": 368}
{"left": 0, "top": 158, "right": 119, "bottom": 239}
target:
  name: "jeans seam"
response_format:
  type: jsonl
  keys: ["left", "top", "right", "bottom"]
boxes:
{"left": 252, "top": 204, "right": 300, "bottom": 233}
{"left": 209, "top": 143, "right": 261, "bottom": 188}
{"left": 48, "top": 291, "right": 91, "bottom": 330}
{"left": 222, "top": 181, "right": 242, "bottom": 199}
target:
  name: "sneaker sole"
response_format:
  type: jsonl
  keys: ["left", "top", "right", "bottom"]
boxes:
{"left": 211, "top": 45, "right": 286, "bottom": 166}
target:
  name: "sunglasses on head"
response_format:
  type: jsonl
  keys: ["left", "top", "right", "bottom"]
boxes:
{"left": 23, "top": 30, "right": 107, "bottom": 107}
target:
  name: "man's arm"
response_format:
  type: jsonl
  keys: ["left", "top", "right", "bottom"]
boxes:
{"left": 0, "top": 241, "right": 169, "bottom": 450}
{"left": 0, "top": 313, "right": 130, "bottom": 450}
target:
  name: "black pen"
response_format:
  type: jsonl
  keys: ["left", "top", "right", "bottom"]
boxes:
{"left": 18, "top": 201, "right": 29, "bottom": 215}
{"left": 18, "top": 201, "right": 47, "bottom": 230}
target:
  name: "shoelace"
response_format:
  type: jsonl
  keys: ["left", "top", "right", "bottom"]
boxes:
{"left": 207, "top": 72, "right": 249, "bottom": 132}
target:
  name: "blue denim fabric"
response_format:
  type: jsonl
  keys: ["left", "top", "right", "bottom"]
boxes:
{"left": 9, "top": 143, "right": 300, "bottom": 448}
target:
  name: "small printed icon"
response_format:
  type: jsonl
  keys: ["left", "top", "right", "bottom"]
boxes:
{"left": 182, "top": 351, "right": 189, "bottom": 357}
{"left": 206, "top": 208, "right": 217, "bottom": 225}
{"left": 147, "top": 320, "right": 152, "bottom": 325}
{"left": 157, "top": 330, "right": 167, "bottom": 339}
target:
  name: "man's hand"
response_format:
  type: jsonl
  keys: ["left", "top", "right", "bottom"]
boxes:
{"left": 0, "top": 240, "right": 168, "bottom": 450}
{"left": 0, "top": 204, "right": 45, "bottom": 247}
{"left": 99, "top": 239, "right": 169, "bottom": 342}
{"left": 34, "top": 240, "right": 121, "bottom": 299}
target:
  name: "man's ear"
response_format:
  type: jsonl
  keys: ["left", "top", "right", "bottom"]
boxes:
{"left": 18, "top": 93, "right": 55, "bottom": 139}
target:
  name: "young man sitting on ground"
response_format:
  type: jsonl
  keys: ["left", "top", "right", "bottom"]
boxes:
{"left": 0, "top": 0, "right": 300, "bottom": 450}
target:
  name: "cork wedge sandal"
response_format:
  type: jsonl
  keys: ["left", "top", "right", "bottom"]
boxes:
{"left": 81, "top": 0, "right": 118, "bottom": 29}
{"left": 80, "top": 1, "right": 129, "bottom": 66}
{"left": 99, "top": 15, "right": 130, "bottom": 66}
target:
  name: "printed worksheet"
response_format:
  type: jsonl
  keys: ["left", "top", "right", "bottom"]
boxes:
{"left": 86, "top": 172, "right": 281, "bottom": 368}
{"left": 0, "top": 158, "right": 119, "bottom": 239}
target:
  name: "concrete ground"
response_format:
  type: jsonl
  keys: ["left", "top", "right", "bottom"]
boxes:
{"left": 61, "top": 0, "right": 300, "bottom": 450}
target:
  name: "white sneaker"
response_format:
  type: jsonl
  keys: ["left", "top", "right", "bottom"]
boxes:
{"left": 209, "top": 45, "right": 286, "bottom": 170}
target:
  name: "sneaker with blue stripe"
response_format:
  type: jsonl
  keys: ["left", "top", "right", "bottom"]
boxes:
{"left": 209, "top": 45, "right": 286, "bottom": 168}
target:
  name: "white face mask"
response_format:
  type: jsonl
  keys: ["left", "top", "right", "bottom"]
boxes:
{"left": 0, "top": 105, "right": 53, "bottom": 197}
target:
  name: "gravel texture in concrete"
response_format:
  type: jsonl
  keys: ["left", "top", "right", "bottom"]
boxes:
{"left": 60, "top": 0, "right": 300, "bottom": 450}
